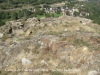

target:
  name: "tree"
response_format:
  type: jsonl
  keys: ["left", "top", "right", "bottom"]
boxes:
{"left": 1, "top": 13, "right": 6, "bottom": 19}
{"left": 35, "top": 9, "right": 45, "bottom": 15}
{"left": 43, "top": 4, "right": 50, "bottom": 8}
{"left": 0, "top": 20, "right": 5, "bottom": 26}
{"left": 11, "top": 12, "right": 18, "bottom": 20}
{"left": 22, "top": 9, "right": 33, "bottom": 18}
{"left": 34, "top": 5, "right": 42, "bottom": 9}
{"left": 0, "top": 11, "right": 3, "bottom": 19}
{"left": 17, "top": 10, "right": 24, "bottom": 18}
{"left": 5, "top": 12, "right": 11, "bottom": 19}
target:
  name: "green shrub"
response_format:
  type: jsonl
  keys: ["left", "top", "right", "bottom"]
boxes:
{"left": 0, "top": 20, "right": 5, "bottom": 26}
{"left": 73, "top": 39, "right": 89, "bottom": 46}
{"left": 74, "top": 11, "right": 80, "bottom": 16}
{"left": 51, "top": 71, "right": 63, "bottom": 75}
{"left": 0, "top": 69, "right": 9, "bottom": 75}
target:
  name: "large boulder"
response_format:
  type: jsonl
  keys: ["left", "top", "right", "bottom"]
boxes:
{"left": 88, "top": 70, "right": 99, "bottom": 75}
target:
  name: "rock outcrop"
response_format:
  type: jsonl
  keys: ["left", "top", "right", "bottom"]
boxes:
{"left": 0, "top": 16, "right": 100, "bottom": 75}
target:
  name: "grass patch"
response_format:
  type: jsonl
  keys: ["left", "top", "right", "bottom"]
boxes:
{"left": 51, "top": 71, "right": 63, "bottom": 75}
{"left": 61, "top": 37, "right": 66, "bottom": 41}
{"left": 50, "top": 13, "right": 63, "bottom": 18}
{"left": 73, "top": 39, "right": 89, "bottom": 47}
{"left": 37, "top": 13, "right": 63, "bottom": 18}
{"left": 46, "top": 31, "right": 62, "bottom": 36}
{"left": 37, "top": 14, "right": 45, "bottom": 18}
{"left": 0, "top": 69, "right": 11, "bottom": 75}
{"left": 1, "top": 35, "right": 9, "bottom": 41}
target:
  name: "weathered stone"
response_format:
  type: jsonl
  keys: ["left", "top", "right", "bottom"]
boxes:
{"left": 13, "top": 29, "right": 24, "bottom": 35}
{"left": 40, "top": 60, "right": 48, "bottom": 66}
{"left": 75, "top": 27, "right": 80, "bottom": 31}
{"left": 22, "top": 58, "right": 31, "bottom": 65}
{"left": 64, "top": 28, "right": 68, "bottom": 31}
{"left": 88, "top": 71, "right": 99, "bottom": 75}
{"left": 0, "top": 33, "right": 3, "bottom": 38}
{"left": 25, "top": 29, "right": 32, "bottom": 37}
{"left": 39, "top": 23, "right": 45, "bottom": 27}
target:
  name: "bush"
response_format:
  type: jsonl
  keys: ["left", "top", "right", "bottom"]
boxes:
{"left": 35, "top": 9, "right": 45, "bottom": 15}
{"left": 11, "top": 12, "right": 18, "bottom": 20}
{"left": 0, "top": 20, "right": 5, "bottom": 26}
{"left": 66, "top": 11, "right": 70, "bottom": 16}
{"left": 61, "top": 37, "right": 66, "bottom": 41}
{"left": 43, "top": 4, "right": 50, "bottom": 8}
{"left": 45, "top": 13, "right": 51, "bottom": 17}
{"left": 74, "top": 11, "right": 80, "bottom": 16}
{"left": 0, "top": 69, "right": 9, "bottom": 75}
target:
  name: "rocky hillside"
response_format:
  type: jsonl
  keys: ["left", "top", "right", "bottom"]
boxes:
{"left": 0, "top": 16, "right": 100, "bottom": 75}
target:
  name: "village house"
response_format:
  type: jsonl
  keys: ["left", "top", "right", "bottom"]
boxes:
{"left": 44, "top": 7, "right": 60, "bottom": 13}
{"left": 69, "top": 9, "right": 74, "bottom": 16}
{"left": 44, "top": 8, "right": 50, "bottom": 13}
{"left": 27, "top": 5, "right": 80, "bottom": 17}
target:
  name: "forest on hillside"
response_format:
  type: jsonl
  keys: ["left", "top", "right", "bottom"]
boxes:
{"left": 0, "top": 0, "right": 66, "bottom": 5}
{"left": 0, "top": 0, "right": 100, "bottom": 26}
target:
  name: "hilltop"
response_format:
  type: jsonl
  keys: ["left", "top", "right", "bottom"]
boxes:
{"left": 0, "top": 15, "right": 100, "bottom": 75}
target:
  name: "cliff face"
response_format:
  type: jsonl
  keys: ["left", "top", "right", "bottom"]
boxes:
{"left": 0, "top": 16, "right": 100, "bottom": 75}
